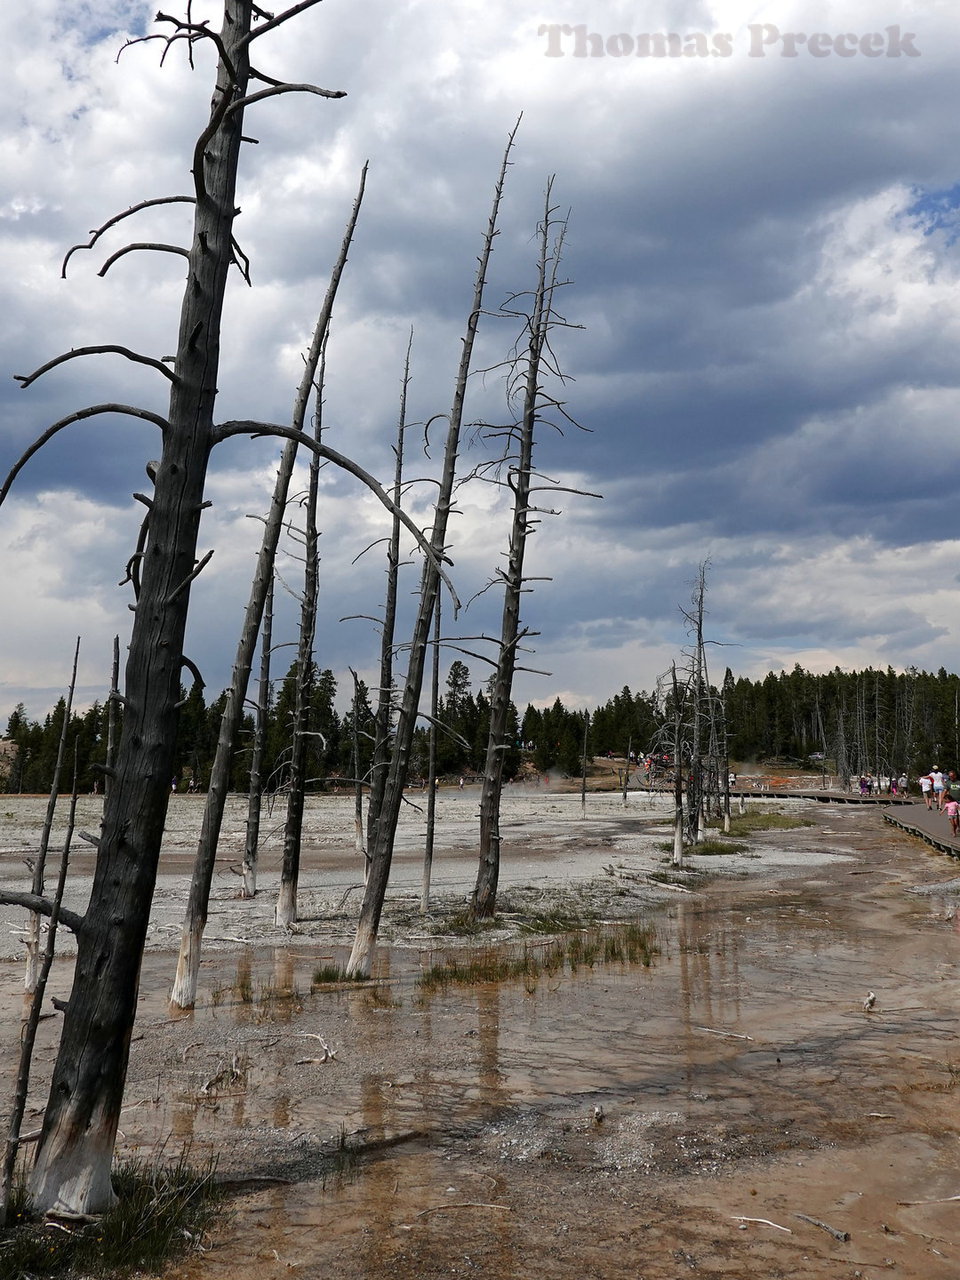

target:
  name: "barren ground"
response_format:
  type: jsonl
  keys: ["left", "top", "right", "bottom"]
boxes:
{"left": 3, "top": 784, "right": 960, "bottom": 1279}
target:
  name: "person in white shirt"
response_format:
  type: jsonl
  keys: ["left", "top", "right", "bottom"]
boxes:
{"left": 931, "top": 768, "right": 946, "bottom": 809}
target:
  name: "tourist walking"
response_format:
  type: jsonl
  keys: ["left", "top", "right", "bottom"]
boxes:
{"left": 919, "top": 772, "right": 934, "bottom": 809}
{"left": 932, "top": 767, "right": 946, "bottom": 808}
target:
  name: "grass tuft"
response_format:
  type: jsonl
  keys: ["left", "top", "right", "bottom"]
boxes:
{"left": 418, "top": 921, "right": 658, "bottom": 991}
{"left": 715, "top": 808, "right": 814, "bottom": 836}
{"left": 691, "top": 837, "right": 749, "bottom": 856}
{"left": 312, "top": 964, "right": 348, "bottom": 985}
{"left": 1, "top": 1152, "right": 222, "bottom": 1280}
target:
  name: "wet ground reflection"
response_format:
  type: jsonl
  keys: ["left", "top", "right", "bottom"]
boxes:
{"left": 89, "top": 812, "right": 960, "bottom": 1275}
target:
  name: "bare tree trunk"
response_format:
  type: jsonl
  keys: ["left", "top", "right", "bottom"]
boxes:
{"left": 276, "top": 347, "right": 325, "bottom": 929}
{"left": 105, "top": 634, "right": 119, "bottom": 798}
{"left": 346, "top": 130, "right": 517, "bottom": 978}
{"left": 242, "top": 574, "right": 273, "bottom": 898}
{"left": 172, "top": 171, "right": 365, "bottom": 1004}
{"left": 1, "top": 744, "right": 79, "bottom": 1224}
{"left": 25, "top": 4, "right": 336, "bottom": 1213}
{"left": 580, "top": 711, "right": 589, "bottom": 817}
{"left": 421, "top": 591, "right": 441, "bottom": 911}
{"left": 368, "top": 331, "right": 412, "bottom": 858}
{"left": 349, "top": 669, "right": 368, "bottom": 872}
{"left": 25, "top": 638, "right": 80, "bottom": 993}
{"left": 671, "top": 664, "right": 686, "bottom": 868}
{"left": 473, "top": 187, "right": 566, "bottom": 918}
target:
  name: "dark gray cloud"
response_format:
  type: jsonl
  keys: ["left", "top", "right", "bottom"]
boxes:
{"left": 3, "top": 2, "right": 960, "bottom": 721}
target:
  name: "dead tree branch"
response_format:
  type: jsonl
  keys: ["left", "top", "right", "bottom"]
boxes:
{"left": 0, "top": 894, "right": 83, "bottom": 936}
{"left": 62, "top": 196, "right": 195, "bottom": 276}
{"left": 0, "top": 405, "right": 170, "bottom": 507}
{"left": 214, "top": 420, "right": 461, "bottom": 613}
{"left": 14, "top": 347, "right": 178, "bottom": 389}
{"left": 98, "top": 243, "right": 191, "bottom": 277}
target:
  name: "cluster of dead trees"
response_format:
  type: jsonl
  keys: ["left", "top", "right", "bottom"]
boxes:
{"left": 651, "top": 564, "right": 735, "bottom": 864}
{"left": 0, "top": 1, "right": 588, "bottom": 1222}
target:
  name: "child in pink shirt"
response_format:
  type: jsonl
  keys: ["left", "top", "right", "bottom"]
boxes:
{"left": 945, "top": 798, "right": 959, "bottom": 837}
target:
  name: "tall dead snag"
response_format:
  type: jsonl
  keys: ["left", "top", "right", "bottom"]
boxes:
{"left": 365, "top": 330, "right": 414, "bottom": 864}
{"left": 344, "top": 130, "right": 519, "bottom": 979}
{"left": 472, "top": 184, "right": 582, "bottom": 919}
{"left": 421, "top": 590, "right": 441, "bottom": 911}
{"left": 172, "top": 169, "right": 366, "bottom": 1003}
{"left": 1, "top": 745, "right": 81, "bottom": 1224}
{"left": 276, "top": 343, "right": 326, "bottom": 928}
{"left": 0, "top": 3, "right": 346, "bottom": 1215}
{"left": 242, "top": 574, "right": 273, "bottom": 897}
{"left": 25, "top": 639, "right": 81, "bottom": 992}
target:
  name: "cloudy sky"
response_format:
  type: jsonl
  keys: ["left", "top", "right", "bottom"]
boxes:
{"left": 1, "top": 0, "right": 958, "bottom": 724}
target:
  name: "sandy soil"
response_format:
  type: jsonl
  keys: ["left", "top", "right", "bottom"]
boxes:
{"left": 3, "top": 786, "right": 960, "bottom": 1278}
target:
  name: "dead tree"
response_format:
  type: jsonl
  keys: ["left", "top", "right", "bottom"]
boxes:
{"left": 1, "top": 743, "right": 80, "bottom": 1225}
{"left": 0, "top": 2, "right": 461, "bottom": 1211}
{"left": 171, "top": 170, "right": 366, "bottom": 1004}
{"left": 472, "top": 185, "right": 585, "bottom": 918}
{"left": 344, "top": 130, "right": 519, "bottom": 978}
{"left": 365, "top": 330, "right": 414, "bottom": 863}
{"left": 242, "top": 573, "right": 273, "bottom": 897}
{"left": 24, "top": 639, "right": 80, "bottom": 993}
{"left": 105, "top": 635, "right": 120, "bottom": 797}
{"left": 421, "top": 590, "right": 441, "bottom": 910}
{"left": 276, "top": 344, "right": 326, "bottom": 928}
{"left": 0, "top": 3, "right": 346, "bottom": 1215}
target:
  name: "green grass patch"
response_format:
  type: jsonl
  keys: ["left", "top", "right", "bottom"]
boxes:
{"left": 691, "top": 837, "right": 750, "bottom": 856}
{"left": 1, "top": 1153, "right": 222, "bottom": 1280}
{"left": 428, "top": 907, "right": 496, "bottom": 937}
{"left": 312, "top": 964, "right": 349, "bottom": 985}
{"left": 719, "top": 808, "right": 814, "bottom": 836}
{"left": 418, "top": 921, "right": 658, "bottom": 991}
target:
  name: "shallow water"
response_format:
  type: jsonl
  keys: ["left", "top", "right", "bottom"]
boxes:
{"left": 4, "top": 802, "right": 960, "bottom": 1277}
{"left": 152, "top": 811, "right": 960, "bottom": 1278}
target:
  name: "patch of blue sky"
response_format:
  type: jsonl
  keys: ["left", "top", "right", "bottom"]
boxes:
{"left": 905, "top": 183, "right": 960, "bottom": 245}
{"left": 62, "top": 2, "right": 151, "bottom": 49}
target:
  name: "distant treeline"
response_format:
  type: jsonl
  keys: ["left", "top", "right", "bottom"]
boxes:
{"left": 3, "top": 661, "right": 957, "bottom": 794}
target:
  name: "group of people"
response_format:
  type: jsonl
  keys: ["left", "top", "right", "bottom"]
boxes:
{"left": 857, "top": 773, "right": 908, "bottom": 796}
{"left": 918, "top": 768, "right": 960, "bottom": 836}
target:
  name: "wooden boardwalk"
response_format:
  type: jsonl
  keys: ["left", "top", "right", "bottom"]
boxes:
{"left": 729, "top": 788, "right": 914, "bottom": 806}
{"left": 880, "top": 800, "right": 960, "bottom": 859}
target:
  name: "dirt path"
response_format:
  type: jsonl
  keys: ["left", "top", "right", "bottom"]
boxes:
{"left": 3, "top": 792, "right": 960, "bottom": 1277}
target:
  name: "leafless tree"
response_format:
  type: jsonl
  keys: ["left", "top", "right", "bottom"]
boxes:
{"left": 471, "top": 185, "right": 587, "bottom": 917}
{"left": 242, "top": 573, "right": 273, "bottom": 897}
{"left": 344, "top": 128, "right": 520, "bottom": 978}
{"left": 365, "top": 331, "right": 414, "bottom": 861}
{"left": 0, "top": 3, "right": 347, "bottom": 1215}
{"left": 276, "top": 343, "right": 326, "bottom": 928}
{"left": 171, "top": 169, "right": 366, "bottom": 1004}
{"left": 23, "top": 639, "right": 81, "bottom": 993}
{"left": 1, "top": 740, "right": 80, "bottom": 1225}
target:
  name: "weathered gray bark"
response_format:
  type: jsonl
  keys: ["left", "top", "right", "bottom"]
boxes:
{"left": 2, "top": 719, "right": 79, "bottom": 1224}
{"left": 24, "top": 638, "right": 80, "bottom": 992}
{"left": 473, "top": 190, "right": 561, "bottom": 918}
{"left": 670, "top": 664, "right": 686, "bottom": 868}
{"left": 276, "top": 345, "right": 326, "bottom": 929}
{"left": 242, "top": 574, "right": 273, "bottom": 897}
{"left": 421, "top": 591, "right": 441, "bottom": 911}
{"left": 348, "top": 670, "right": 367, "bottom": 866}
{"left": 172, "top": 169, "right": 365, "bottom": 1003}
{"left": 20, "top": 3, "right": 342, "bottom": 1214}
{"left": 28, "top": 8, "right": 253, "bottom": 1212}
{"left": 345, "top": 130, "right": 517, "bottom": 978}
{"left": 366, "top": 331, "right": 412, "bottom": 860}
{"left": 105, "top": 634, "right": 119, "bottom": 798}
